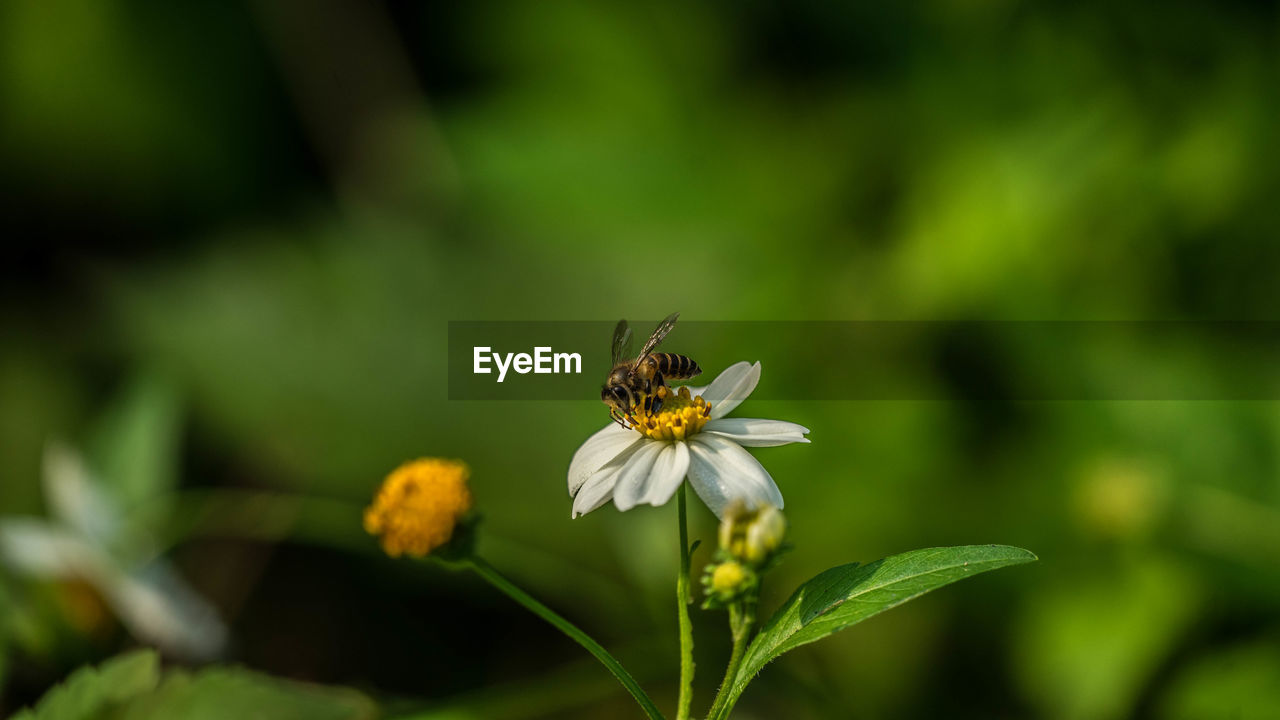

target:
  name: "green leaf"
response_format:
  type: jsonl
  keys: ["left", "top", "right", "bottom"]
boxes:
{"left": 86, "top": 374, "right": 182, "bottom": 515}
{"left": 114, "top": 666, "right": 377, "bottom": 720}
{"left": 10, "top": 651, "right": 377, "bottom": 720}
{"left": 1157, "top": 640, "right": 1280, "bottom": 720}
{"left": 10, "top": 649, "right": 160, "bottom": 720}
{"left": 1013, "top": 556, "right": 1200, "bottom": 720}
{"left": 722, "top": 545, "right": 1037, "bottom": 712}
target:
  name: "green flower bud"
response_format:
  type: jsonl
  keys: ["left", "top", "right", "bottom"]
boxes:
{"left": 711, "top": 561, "right": 747, "bottom": 594}
{"left": 702, "top": 560, "right": 756, "bottom": 604}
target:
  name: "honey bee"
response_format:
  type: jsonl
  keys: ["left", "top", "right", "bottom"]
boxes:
{"left": 601, "top": 312, "right": 702, "bottom": 428}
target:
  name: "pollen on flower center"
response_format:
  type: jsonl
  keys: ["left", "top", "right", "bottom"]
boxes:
{"left": 364, "top": 458, "right": 473, "bottom": 557}
{"left": 626, "top": 385, "right": 712, "bottom": 441}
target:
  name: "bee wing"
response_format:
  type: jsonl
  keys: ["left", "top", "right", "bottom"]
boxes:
{"left": 611, "top": 319, "right": 634, "bottom": 364}
{"left": 638, "top": 312, "right": 680, "bottom": 361}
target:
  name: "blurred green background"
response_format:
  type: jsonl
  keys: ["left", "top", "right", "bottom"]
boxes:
{"left": 2, "top": 0, "right": 1279, "bottom": 718}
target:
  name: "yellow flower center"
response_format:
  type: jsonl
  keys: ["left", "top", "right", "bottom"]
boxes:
{"left": 363, "top": 458, "right": 473, "bottom": 558}
{"left": 626, "top": 385, "right": 712, "bottom": 441}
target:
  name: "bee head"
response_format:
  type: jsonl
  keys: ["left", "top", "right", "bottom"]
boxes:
{"left": 601, "top": 384, "right": 630, "bottom": 410}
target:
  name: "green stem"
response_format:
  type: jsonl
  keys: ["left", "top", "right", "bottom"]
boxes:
{"left": 466, "top": 556, "right": 665, "bottom": 720}
{"left": 706, "top": 603, "right": 753, "bottom": 720}
{"left": 676, "top": 484, "right": 696, "bottom": 720}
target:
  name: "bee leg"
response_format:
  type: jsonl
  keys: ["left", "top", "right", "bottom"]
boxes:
{"left": 610, "top": 408, "right": 629, "bottom": 429}
{"left": 650, "top": 373, "right": 666, "bottom": 414}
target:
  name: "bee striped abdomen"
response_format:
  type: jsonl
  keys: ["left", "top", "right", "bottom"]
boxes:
{"left": 651, "top": 353, "right": 701, "bottom": 380}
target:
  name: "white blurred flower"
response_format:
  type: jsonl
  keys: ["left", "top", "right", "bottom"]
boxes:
{"left": 568, "top": 361, "right": 809, "bottom": 518}
{"left": 0, "top": 442, "right": 226, "bottom": 660}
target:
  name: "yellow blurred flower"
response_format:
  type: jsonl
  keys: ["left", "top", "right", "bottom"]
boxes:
{"left": 56, "top": 578, "right": 113, "bottom": 638}
{"left": 1073, "top": 458, "right": 1166, "bottom": 540}
{"left": 719, "top": 502, "right": 787, "bottom": 565}
{"left": 364, "top": 458, "right": 474, "bottom": 557}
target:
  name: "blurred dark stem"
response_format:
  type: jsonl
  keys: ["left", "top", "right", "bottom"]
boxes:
{"left": 251, "top": 0, "right": 457, "bottom": 211}
{"left": 460, "top": 555, "right": 666, "bottom": 720}
{"left": 141, "top": 487, "right": 667, "bottom": 716}
{"left": 1178, "top": 484, "right": 1280, "bottom": 568}
{"left": 141, "top": 489, "right": 368, "bottom": 558}
{"left": 143, "top": 489, "right": 642, "bottom": 603}
{"left": 386, "top": 640, "right": 669, "bottom": 720}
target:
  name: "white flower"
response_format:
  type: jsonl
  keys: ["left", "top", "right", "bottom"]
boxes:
{"left": 0, "top": 443, "right": 227, "bottom": 660}
{"left": 568, "top": 361, "right": 809, "bottom": 518}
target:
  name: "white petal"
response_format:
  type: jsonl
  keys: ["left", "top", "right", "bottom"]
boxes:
{"left": 703, "top": 417, "right": 810, "bottom": 447}
{"left": 110, "top": 561, "right": 227, "bottom": 660}
{"left": 695, "top": 361, "right": 752, "bottom": 404}
{"left": 568, "top": 423, "right": 644, "bottom": 496}
{"left": 687, "top": 435, "right": 784, "bottom": 518}
{"left": 42, "top": 442, "right": 122, "bottom": 544}
{"left": 0, "top": 522, "right": 226, "bottom": 661}
{"left": 685, "top": 447, "right": 733, "bottom": 518}
{"left": 611, "top": 441, "right": 666, "bottom": 511}
{"left": 633, "top": 442, "right": 690, "bottom": 509}
{"left": 571, "top": 436, "right": 648, "bottom": 517}
{"left": 572, "top": 465, "right": 622, "bottom": 518}
{"left": 0, "top": 518, "right": 112, "bottom": 578}
{"left": 700, "top": 362, "right": 762, "bottom": 419}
